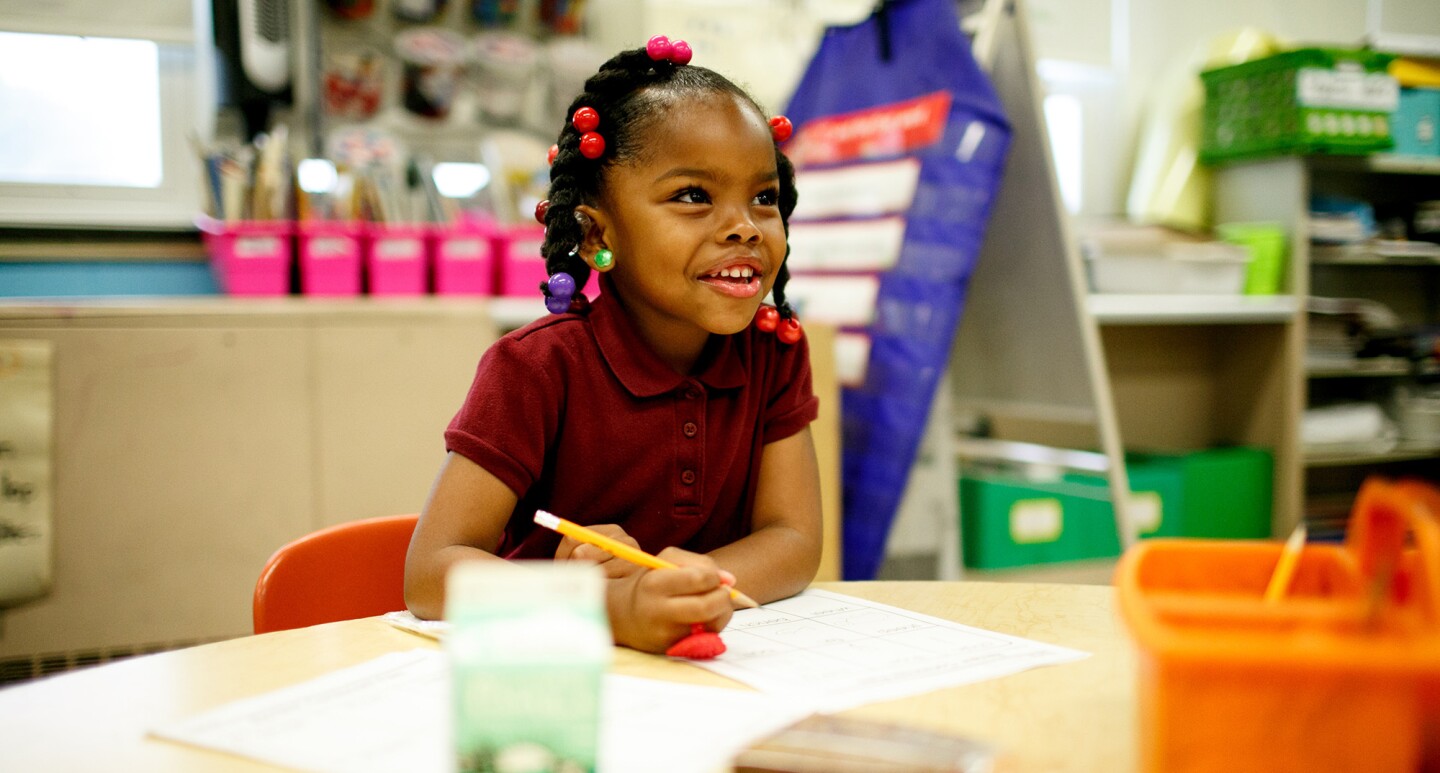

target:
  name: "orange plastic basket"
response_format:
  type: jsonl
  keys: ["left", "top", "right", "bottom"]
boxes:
{"left": 1116, "top": 478, "right": 1440, "bottom": 773}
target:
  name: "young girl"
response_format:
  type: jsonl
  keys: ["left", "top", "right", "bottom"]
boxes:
{"left": 404, "top": 37, "right": 824, "bottom": 655}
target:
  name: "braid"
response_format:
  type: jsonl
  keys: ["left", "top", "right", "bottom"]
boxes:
{"left": 539, "top": 46, "right": 802, "bottom": 325}
{"left": 771, "top": 147, "right": 798, "bottom": 320}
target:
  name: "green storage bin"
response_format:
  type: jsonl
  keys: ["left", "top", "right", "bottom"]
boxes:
{"left": 1069, "top": 456, "right": 1187, "bottom": 555}
{"left": 1110, "top": 447, "right": 1273, "bottom": 538}
{"left": 1200, "top": 48, "right": 1398, "bottom": 164}
{"left": 959, "top": 447, "right": 1273, "bottom": 570}
{"left": 1166, "top": 446, "right": 1274, "bottom": 539}
{"left": 959, "top": 473, "right": 1119, "bottom": 570}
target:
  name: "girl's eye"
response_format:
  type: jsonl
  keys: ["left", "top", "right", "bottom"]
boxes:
{"left": 753, "top": 188, "right": 780, "bottom": 207}
{"left": 675, "top": 187, "right": 710, "bottom": 204}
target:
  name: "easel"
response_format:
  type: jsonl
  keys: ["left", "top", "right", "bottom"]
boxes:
{"left": 892, "top": 0, "right": 1137, "bottom": 579}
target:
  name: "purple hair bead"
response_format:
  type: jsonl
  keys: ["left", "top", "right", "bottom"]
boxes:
{"left": 547, "top": 272, "right": 576, "bottom": 300}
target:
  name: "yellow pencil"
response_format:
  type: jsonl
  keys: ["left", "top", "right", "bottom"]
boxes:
{"left": 1263, "top": 523, "right": 1307, "bottom": 604}
{"left": 533, "top": 510, "right": 759, "bottom": 608}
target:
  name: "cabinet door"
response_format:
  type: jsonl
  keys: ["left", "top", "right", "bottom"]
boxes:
{"left": 0, "top": 325, "right": 313, "bottom": 657}
{"left": 311, "top": 319, "right": 498, "bottom": 528}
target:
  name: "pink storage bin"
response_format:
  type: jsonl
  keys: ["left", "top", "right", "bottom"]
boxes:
{"left": 433, "top": 220, "right": 496, "bottom": 296}
{"left": 498, "top": 224, "right": 548, "bottom": 297}
{"left": 298, "top": 221, "right": 363, "bottom": 296}
{"left": 197, "top": 217, "right": 292, "bottom": 296}
{"left": 366, "top": 223, "right": 430, "bottom": 296}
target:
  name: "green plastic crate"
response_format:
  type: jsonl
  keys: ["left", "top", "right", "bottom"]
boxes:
{"left": 959, "top": 474, "right": 1118, "bottom": 570}
{"left": 1200, "top": 48, "right": 1398, "bottom": 164}
{"left": 1164, "top": 446, "right": 1273, "bottom": 539}
{"left": 959, "top": 460, "right": 1183, "bottom": 570}
{"left": 959, "top": 448, "right": 1273, "bottom": 569}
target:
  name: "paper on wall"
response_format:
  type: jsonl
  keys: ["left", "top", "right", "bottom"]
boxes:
{"left": 0, "top": 340, "right": 53, "bottom": 608}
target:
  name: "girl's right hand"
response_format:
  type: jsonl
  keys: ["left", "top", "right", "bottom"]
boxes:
{"left": 555, "top": 524, "right": 642, "bottom": 579}
{"left": 608, "top": 547, "right": 735, "bottom": 654}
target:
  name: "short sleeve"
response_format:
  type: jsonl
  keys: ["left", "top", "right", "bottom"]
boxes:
{"left": 444, "top": 335, "right": 563, "bottom": 498}
{"left": 761, "top": 329, "right": 820, "bottom": 444}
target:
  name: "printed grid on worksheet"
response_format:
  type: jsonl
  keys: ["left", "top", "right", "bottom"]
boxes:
{"left": 713, "top": 589, "right": 1064, "bottom": 686}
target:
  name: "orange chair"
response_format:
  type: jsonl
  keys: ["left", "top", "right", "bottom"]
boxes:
{"left": 252, "top": 513, "right": 419, "bottom": 634}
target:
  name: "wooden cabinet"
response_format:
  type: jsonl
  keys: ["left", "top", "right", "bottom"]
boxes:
{"left": 0, "top": 300, "right": 498, "bottom": 659}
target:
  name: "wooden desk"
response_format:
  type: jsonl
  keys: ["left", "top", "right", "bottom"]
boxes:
{"left": 0, "top": 581, "right": 1136, "bottom": 772}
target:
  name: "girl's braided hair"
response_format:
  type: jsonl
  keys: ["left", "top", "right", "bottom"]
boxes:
{"left": 539, "top": 48, "right": 798, "bottom": 319}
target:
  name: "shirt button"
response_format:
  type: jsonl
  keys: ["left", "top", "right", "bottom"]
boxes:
{"left": 681, "top": 469, "right": 696, "bottom": 485}
{"left": 683, "top": 422, "right": 698, "bottom": 437}
{"left": 685, "top": 389, "right": 700, "bottom": 400}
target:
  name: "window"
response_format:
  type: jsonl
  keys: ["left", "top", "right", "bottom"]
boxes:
{"left": 0, "top": 33, "right": 163, "bottom": 188}
{"left": 0, "top": 25, "right": 206, "bottom": 229}
{"left": 1043, "top": 93, "right": 1083, "bottom": 214}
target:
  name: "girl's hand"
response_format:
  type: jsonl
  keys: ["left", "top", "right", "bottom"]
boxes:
{"left": 554, "top": 524, "right": 641, "bottom": 579}
{"left": 608, "top": 547, "right": 735, "bottom": 654}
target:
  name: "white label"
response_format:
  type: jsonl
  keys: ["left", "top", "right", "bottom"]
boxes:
{"left": 787, "top": 217, "right": 907, "bottom": 273}
{"left": 1129, "top": 491, "right": 1162, "bottom": 535}
{"left": 1297, "top": 68, "right": 1399, "bottom": 112}
{"left": 834, "top": 332, "right": 873, "bottom": 388}
{"left": 308, "top": 237, "right": 349, "bottom": 259}
{"left": 375, "top": 238, "right": 421, "bottom": 261}
{"left": 1010, "top": 499, "right": 1062, "bottom": 544}
{"left": 442, "top": 238, "right": 486, "bottom": 261}
{"left": 792, "top": 159, "right": 921, "bottom": 221}
{"left": 781, "top": 274, "right": 880, "bottom": 326}
{"left": 234, "top": 236, "right": 280, "bottom": 259}
{"left": 511, "top": 238, "right": 544, "bottom": 261}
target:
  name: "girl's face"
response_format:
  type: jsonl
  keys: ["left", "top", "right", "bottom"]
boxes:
{"left": 579, "top": 92, "right": 786, "bottom": 368}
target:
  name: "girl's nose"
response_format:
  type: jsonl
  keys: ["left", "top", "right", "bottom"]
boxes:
{"left": 725, "top": 216, "right": 761, "bottom": 243}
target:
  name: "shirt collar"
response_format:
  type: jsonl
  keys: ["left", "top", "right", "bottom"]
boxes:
{"left": 588, "top": 275, "right": 749, "bottom": 398}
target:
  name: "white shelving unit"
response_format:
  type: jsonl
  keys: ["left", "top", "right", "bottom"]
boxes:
{"left": 1087, "top": 294, "right": 1300, "bottom": 325}
{"left": 1215, "top": 153, "right": 1440, "bottom": 533}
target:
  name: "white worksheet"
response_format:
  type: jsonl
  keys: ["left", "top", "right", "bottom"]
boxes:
{"left": 693, "top": 589, "right": 1090, "bottom": 711}
{"left": 152, "top": 649, "right": 813, "bottom": 773}
{"left": 386, "top": 590, "right": 1089, "bottom": 713}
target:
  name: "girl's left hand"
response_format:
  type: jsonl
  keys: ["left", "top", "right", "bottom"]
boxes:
{"left": 555, "top": 523, "right": 642, "bottom": 579}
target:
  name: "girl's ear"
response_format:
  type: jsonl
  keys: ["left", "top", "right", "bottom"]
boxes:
{"left": 572, "top": 204, "right": 610, "bottom": 263}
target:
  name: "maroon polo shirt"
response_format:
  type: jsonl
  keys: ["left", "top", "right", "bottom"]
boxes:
{"left": 445, "top": 283, "right": 819, "bottom": 560}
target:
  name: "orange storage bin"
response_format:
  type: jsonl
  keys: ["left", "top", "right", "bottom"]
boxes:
{"left": 1116, "top": 478, "right": 1440, "bottom": 773}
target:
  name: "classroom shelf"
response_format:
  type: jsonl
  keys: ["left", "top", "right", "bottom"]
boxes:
{"left": 1306, "top": 358, "right": 1440, "bottom": 378}
{"left": 1308, "top": 154, "right": 1440, "bottom": 176}
{"left": 1087, "top": 293, "right": 1300, "bottom": 325}
{"left": 1304, "top": 440, "right": 1440, "bottom": 468}
{"left": 1310, "top": 245, "right": 1440, "bottom": 266}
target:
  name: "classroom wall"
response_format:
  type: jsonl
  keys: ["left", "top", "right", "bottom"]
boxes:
{"left": 587, "top": 0, "right": 1377, "bottom": 221}
{"left": 1024, "top": 0, "right": 1370, "bottom": 219}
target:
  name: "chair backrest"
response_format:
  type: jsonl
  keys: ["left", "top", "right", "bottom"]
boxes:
{"left": 252, "top": 513, "right": 419, "bottom": 634}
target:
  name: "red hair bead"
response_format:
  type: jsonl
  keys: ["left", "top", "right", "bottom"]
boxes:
{"left": 547, "top": 144, "right": 558, "bottom": 165}
{"left": 777, "top": 317, "right": 802, "bottom": 344}
{"left": 578, "top": 132, "right": 605, "bottom": 159}
{"left": 534, "top": 199, "right": 550, "bottom": 224}
{"left": 769, "top": 115, "right": 793, "bottom": 143}
{"left": 646, "top": 35, "right": 673, "bottom": 62}
{"left": 754, "top": 305, "right": 779, "bottom": 332}
{"left": 669, "top": 40, "right": 692, "bottom": 65}
{"left": 571, "top": 106, "right": 599, "bottom": 133}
